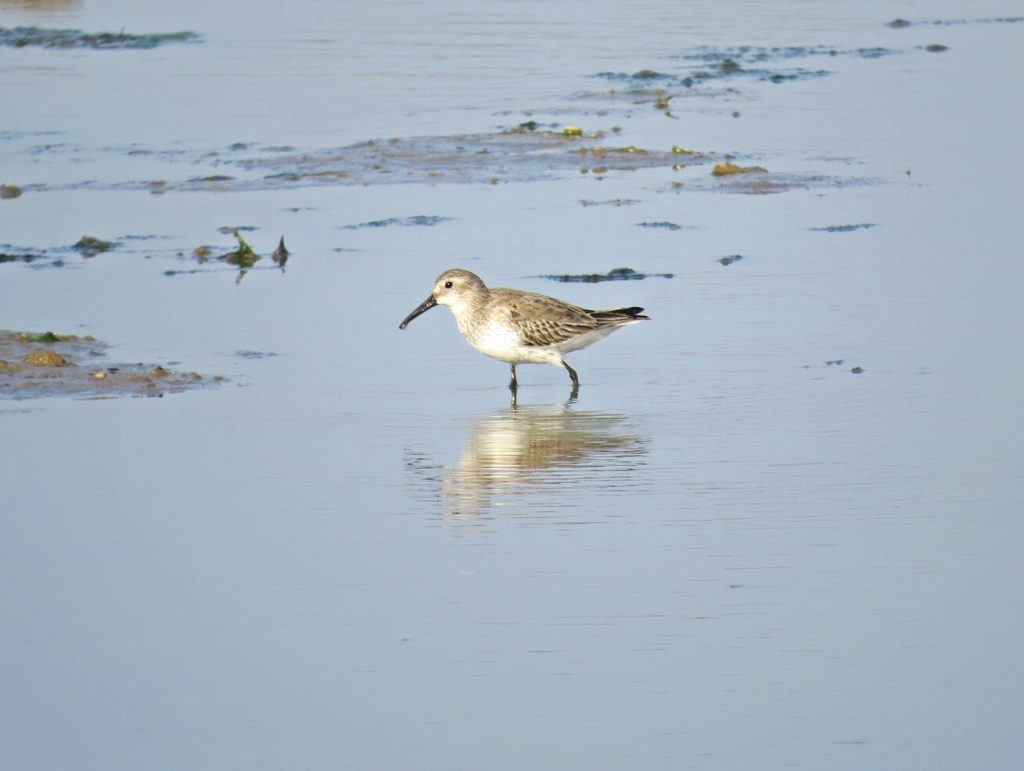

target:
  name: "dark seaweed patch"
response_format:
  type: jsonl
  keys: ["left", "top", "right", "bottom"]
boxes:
{"left": 272, "top": 237, "right": 289, "bottom": 267}
{"left": 541, "top": 267, "right": 674, "bottom": 283}
{"left": 222, "top": 233, "right": 258, "bottom": 268}
{"left": 503, "top": 120, "right": 565, "bottom": 134}
{"left": 340, "top": 215, "right": 451, "bottom": 229}
{"left": 0, "top": 27, "right": 199, "bottom": 50}
{"left": 810, "top": 223, "right": 876, "bottom": 233}
{"left": 234, "top": 350, "right": 280, "bottom": 360}
{"left": 666, "top": 45, "right": 898, "bottom": 86}
{"left": 675, "top": 45, "right": 896, "bottom": 63}
{"left": 579, "top": 199, "right": 641, "bottom": 207}
{"left": 73, "top": 236, "right": 115, "bottom": 257}
{"left": 888, "top": 17, "right": 1023, "bottom": 27}
{"left": 0, "top": 252, "right": 43, "bottom": 264}
{"left": 593, "top": 69, "right": 677, "bottom": 84}
{"left": 636, "top": 221, "right": 683, "bottom": 231}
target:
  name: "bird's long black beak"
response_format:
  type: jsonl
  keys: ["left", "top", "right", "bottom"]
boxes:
{"left": 399, "top": 295, "right": 437, "bottom": 329}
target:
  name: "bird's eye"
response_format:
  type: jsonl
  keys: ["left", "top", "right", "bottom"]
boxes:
{"left": 444, "top": 280, "right": 453, "bottom": 289}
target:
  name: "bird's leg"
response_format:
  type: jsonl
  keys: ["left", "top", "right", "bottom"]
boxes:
{"left": 509, "top": 364, "right": 519, "bottom": 407}
{"left": 563, "top": 361, "right": 580, "bottom": 400}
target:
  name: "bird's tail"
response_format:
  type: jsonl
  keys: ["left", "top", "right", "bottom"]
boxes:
{"left": 593, "top": 306, "right": 649, "bottom": 322}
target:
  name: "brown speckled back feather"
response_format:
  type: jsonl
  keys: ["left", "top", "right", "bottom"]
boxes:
{"left": 494, "top": 288, "right": 648, "bottom": 347}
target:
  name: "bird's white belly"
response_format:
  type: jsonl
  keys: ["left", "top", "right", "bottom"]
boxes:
{"left": 466, "top": 320, "right": 561, "bottom": 366}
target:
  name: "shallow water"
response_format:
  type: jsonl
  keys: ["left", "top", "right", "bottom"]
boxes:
{"left": 2, "top": 1, "right": 1023, "bottom": 769}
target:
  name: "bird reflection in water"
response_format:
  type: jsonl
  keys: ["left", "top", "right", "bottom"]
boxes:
{"left": 407, "top": 403, "right": 648, "bottom": 525}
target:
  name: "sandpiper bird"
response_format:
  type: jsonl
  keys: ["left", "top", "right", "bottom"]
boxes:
{"left": 399, "top": 268, "right": 649, "bottom": 397}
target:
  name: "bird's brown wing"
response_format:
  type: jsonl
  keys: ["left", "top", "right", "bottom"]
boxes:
{"left": 503, "top": 294, "right": 599, "bottom": 347}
